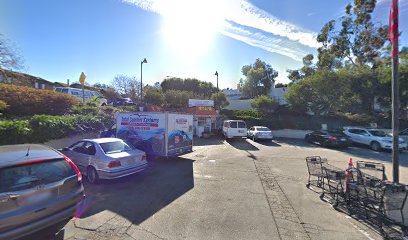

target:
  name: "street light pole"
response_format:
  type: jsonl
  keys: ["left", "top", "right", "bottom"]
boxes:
{"left": 141, "top": 58, "right": 148, "bottom": 102}
{"left": 215, "top": 71, "right": 219, "bottom": 91}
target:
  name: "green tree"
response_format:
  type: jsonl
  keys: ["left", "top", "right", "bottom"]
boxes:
{"left": 211, "top": 92, "right": 229, "bottom": 109}
{"left": 241, "top": 59, "right": 278, "bottom": 98}
{"left": 287, "top": 54, "right": 316, "bottom": 82}
{"left": 163, "top": 90, "right": 195, "bottom": 109}
{"left": 144, "top": 88, "right": 164, "bottom": 106}
{"left": 251, "top": 95, "right": 278, "bottom": 115}
{"left": 316, "top": 0, "right": 388, "bottom": 69}
{"left": 285, "top": 69, "right": 354, "bottom": 115}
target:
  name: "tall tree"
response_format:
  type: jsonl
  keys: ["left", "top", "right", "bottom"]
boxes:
{"left": 241, "top": 59, "right": 278, "bottom": 98}
{"left": 316, "top": 0, "right": 388, "bottom": 69}
{"left": 287, "top": 54, "right": 316, "bottom": 82}
{"left": 111, "top": 75, "right": 141, "bottom": 101}
{"left": 0, "top": 34, "right": 24, "bottom": 70}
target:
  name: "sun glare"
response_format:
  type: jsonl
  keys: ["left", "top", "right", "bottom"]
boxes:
{"left": 160, "top": 0, "right": 224, "bottom": 59}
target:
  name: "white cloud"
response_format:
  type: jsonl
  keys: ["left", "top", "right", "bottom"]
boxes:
{"left": 123, "top": 0, "right": 319, "bottom": 61}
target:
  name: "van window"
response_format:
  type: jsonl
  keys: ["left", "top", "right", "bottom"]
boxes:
{"left": 238, "top": 122, "right": 246, "bottom": 128}
{"left": 71, "top": 91, "right": 80, "bottom": 96}
{"left": 62, "top": 89, "right": 69, "bottom": 94}
{"left": 55, "top": 88, "right": 62, "bottom": 92}
{"left": 230, "top": 122, "right": 238, "bottom": 128}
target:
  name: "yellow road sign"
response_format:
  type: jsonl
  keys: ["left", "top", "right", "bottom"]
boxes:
{"left": 79, "top": 72, "right": 86, "bottom": 85}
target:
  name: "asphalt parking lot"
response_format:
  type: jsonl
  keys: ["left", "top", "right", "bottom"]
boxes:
{"left": 34, "top": 137, "right": 408, "bottom": 240}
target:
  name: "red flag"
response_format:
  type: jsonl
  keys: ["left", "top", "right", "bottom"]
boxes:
{"left": 389, "top": 0, "right": 399, "bottom": 58}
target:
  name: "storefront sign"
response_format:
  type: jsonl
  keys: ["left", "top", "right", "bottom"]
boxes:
{"left": 188, "top": 99, "right": 214, "bottom": 107}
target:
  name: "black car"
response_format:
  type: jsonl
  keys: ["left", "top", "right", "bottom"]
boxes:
{"left": 109, "top": 98, "right": 135, "bottom": 107}
{"left": 305, "top": 130, "right": 352, "bottom": 148}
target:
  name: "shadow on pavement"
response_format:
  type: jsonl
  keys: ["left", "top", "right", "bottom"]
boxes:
{"left": 77, "top": 156, "right": 194, "bottom": 224}
{"left": 254, "top": 140, "right": 281, "bottom": 147}
{"left": 193, "top": 135, "right": 225, "bottom": 146}
{"left": 227, "top": 138, "right": 259, "bottom": 151}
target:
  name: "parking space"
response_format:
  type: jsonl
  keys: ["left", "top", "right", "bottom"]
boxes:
{"left": 29, "top": 136, "right": 407, "bottom": 240}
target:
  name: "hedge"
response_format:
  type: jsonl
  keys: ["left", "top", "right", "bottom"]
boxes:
{"left": 0, "top": 113, "right": 113, "bottom": 145}
{"left": 0, "top": 83, "right": 79, "bottom": 115}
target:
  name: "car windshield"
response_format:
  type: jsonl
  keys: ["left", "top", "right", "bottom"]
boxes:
{"left": 99, "top": 141, "right": 134, "bottom": 154}
{"left": 256, "top": 127, "right": 270, "bottom": 131}
{"left": 368, "top": 130, "right": 387, "bottom": 137}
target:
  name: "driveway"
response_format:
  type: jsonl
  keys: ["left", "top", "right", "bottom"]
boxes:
{"left": 28, "top": 137, "right": 408, "bottom": 239}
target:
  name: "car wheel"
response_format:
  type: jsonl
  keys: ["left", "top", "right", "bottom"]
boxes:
{"left": 252, "top": 135, "right": 256, "bottom": 142}
{"left": 370, "top": 141, "right": 381, "bottom": 152}
{"left": 304, "top": 135, "right": 311, "bottom": 142}
{"left": 87, "top": 166, "right": 99, "bottom": 184}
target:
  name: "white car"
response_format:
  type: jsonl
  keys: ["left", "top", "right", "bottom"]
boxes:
{"left": 60, "top": 138, "right": 147, "bottom": 184}
{"left": 343, "top": 127, "right": 407, "bottom": 151}
{"left": 222, "top": 120, "right": 247, "bottom": 139}
{"left": 247, "top": 126, "right": 273, "bottom": 141}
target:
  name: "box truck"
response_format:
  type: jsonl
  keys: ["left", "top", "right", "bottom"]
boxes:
{"left": 112, "top": 112, "right": 193, "bottom": 157}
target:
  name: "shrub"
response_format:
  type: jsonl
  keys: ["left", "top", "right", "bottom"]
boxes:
{"left": 0, "top": 83, "right": 79, "bottom": 115}
{"left": 0, "top": 120, "right": 32, "bottom": 145}
{"left": 29, "top": 115, "right": 76, "bottom": 142}
{"left": 0, "top": 100, "right": 8, "bottom": 115}
{"left": 251, "top": 95, "right": 278, "bottom": 114}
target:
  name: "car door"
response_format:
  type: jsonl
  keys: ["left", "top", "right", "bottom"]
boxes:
{"left": 359, "top": 130, "right": 373, "bottom": 145}
{"left": 346, "top": 129, "right": 363, "bottom": 144}
{"left": 66, "top": 141, "right": 90, "bottom": 173}
{"left": 400, "top": 129, "right": 408, "bottom": 143}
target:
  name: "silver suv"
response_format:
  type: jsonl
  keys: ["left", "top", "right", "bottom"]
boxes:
{"left": 343, "top": 127, "right": 407, "bottom": 151}
{"left": 0, "top": 144, "right": 85, "bottom": 240}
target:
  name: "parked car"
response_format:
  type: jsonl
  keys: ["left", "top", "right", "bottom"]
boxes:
{"left": 305, "top": 130, "right": 352, "bottom": 148}
{"left": 60, "top": 138, "right": 147, "bottom": 184}
{"left": 400, "top": 128, "right": 408, "bottom": 145}
{"left": 107, "top": 97, "right": 135, "bottom": 107}
{"left": 0, "top": 144, "right": 84, "bottom": 240}
{"left": 343, "top": 127, "right": 407, "bottom": 151}
{"left": 247, "top": 126, "right": 274, "bottom": 141}
{"left": 54, "top": 87, "right": 108, "bottom": 106}
{"left": 222, "top": 120, "right": 247, "bottom": 139}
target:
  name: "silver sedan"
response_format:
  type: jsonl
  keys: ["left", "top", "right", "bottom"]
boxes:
{"left": 60, "top": 138, "right": 147, "bottom": 184}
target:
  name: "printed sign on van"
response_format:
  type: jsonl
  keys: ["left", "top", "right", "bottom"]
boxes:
{"left": 188, "top": 99, "right": 214, "bottom": 107}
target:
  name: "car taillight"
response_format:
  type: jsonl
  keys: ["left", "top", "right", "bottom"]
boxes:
{"left": 108, "top": 160, "right": 122, "bottom": 168}
{"left": 329, "top": 136, "right": 337, "bottom": 140}
{"left": 64, "top": 156, "right": 82, "bottom": 182}
{"left": 142, "top": 154, "right": 147, "bottom": 161}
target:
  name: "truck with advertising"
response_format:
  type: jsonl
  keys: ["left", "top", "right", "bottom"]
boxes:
{"left": 113, "top": 112, "right": 193, "bottom": 157}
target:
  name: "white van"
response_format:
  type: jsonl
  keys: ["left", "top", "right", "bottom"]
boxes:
{"left": 54, "top": 87, "right": 107, "bottom": 106}
{"left": 223, "top": 120, "right": 247, "bottom": 139}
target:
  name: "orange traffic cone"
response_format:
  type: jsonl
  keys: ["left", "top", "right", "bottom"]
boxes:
{"left": 346, "top": 158, "right": 354, "bottom": 191}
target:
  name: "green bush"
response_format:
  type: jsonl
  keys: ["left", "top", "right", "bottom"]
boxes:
{"left": 0, "top": 100, "right": 8, "bottom": 113}
{"left": 29, "top": 115, "right": 76, "bottom": 142}
{"left": 0, "top": 120, "right": 32, "bottom": 145}
{"left": 0, "top": 83, "right": 79, "bottom": 115}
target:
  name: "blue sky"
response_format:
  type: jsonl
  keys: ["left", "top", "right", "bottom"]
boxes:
{"left": 1, "top": 0, "right": 407, "bottom": 89}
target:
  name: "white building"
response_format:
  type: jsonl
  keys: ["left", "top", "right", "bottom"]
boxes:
{"left": 223, "top": 82, "right": 288, "bottom": 110}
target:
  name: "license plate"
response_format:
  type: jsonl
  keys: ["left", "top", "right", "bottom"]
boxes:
{"left": 238, "top": 130, "right": 244, "bottom": 133}
{"left": 341, "top": 138, "right": 346, "bottom": 141}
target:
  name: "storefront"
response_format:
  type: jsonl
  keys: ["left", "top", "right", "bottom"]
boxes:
{"left": 186, "top": 106, "right": 221, "bottom": 138}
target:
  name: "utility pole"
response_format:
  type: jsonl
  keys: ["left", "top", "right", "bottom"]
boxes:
{"left": 390, "top": 0, "right": 400, "bottom": 182}
{"left": 215, "top": 71, "right": 219, "bottom": 91}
